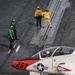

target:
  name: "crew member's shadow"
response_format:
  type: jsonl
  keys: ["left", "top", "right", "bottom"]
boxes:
{"left": 2, "top": 35, "right": 8, "bottom": 39}
{"left": 29, "top": 22, "right": 36, "bottom": 27}
{"left": 0, "top": 43, "right": 9, "bottom": 50}
{"left": 0, "top": 35, "right": 9, "bottom": 50}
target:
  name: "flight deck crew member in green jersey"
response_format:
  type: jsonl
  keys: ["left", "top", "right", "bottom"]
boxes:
{"left": 10, "top": 19, "right": 18, "bottom": 40}
{"left": 8, "top": 26, "right": 14, "bottom": 49}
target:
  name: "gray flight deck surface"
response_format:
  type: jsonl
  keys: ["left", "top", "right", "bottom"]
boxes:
{"left": 30, "top": 0, "right": 70, "bottom": 45}
{"left": 0, "top": 0, "right": 75, "bottom": 75}
{"left": 53, "top": 0, "right": 75, "bottom": 47}
{"left": 0, "top": 0, "right": 50, "bottom": 74}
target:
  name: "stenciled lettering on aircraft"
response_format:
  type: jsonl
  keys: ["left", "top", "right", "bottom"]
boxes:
{"left": 16, "top": 62, "right": 28, "bottom": 69}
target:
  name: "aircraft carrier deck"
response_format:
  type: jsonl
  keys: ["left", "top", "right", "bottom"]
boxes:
{"left": 0, "top": 0, "right": 75, "bottom": 75}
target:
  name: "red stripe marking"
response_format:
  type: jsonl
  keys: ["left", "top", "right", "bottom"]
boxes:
{"left": 11, "top": 59, "right": 40, "bottom": 70}
{"left": 57, "top": 65, "right": 71, "bottom": 72}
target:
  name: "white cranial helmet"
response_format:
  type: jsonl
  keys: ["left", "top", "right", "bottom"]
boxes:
{"left": 37, "top": 6, "right": 40, "bottom": 9}
{"left": 12, "top": 19, "right": 15, "bottom": 21}
{"left": 46, "top": 51, "right": 50, "bottom": 54}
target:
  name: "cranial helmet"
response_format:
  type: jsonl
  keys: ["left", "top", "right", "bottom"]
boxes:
{"left": 46, "top": 9, "right": 48, "bottom": 11}
{"left": 46, "top": 51, "right": 50, "bottom": 54}
{"left": 37, "top": 6, "right": 40, "bottom": 9}
{"left": 12, "top": 19, "right": 15, "bottom": 22}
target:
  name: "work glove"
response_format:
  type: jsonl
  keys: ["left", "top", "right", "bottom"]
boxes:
{"left": 12, "top": 37, "right": 13, "bottom": 39}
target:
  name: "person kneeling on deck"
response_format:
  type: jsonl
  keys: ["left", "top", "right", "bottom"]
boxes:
{"left": 8, "top": 26, "right": 15, "bottom": 49}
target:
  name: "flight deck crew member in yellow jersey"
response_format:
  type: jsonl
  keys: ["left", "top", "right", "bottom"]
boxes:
{"left": 34, "top": 6, "right": 43, "bottom": 29}
{"left": 42, "top": 9, "right": 53, "bottom": 28}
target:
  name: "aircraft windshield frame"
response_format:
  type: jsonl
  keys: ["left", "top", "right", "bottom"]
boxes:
{"left": 32, "top": 46, "right": 74, "bottom": 59}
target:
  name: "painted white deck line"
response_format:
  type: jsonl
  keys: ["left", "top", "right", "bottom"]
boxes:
{"left": 8, "top": 50, "right": 11, "bottom": 54}
{"left": 13, "top": 43, "right": 17, "bottom": 48}
{"left": 15, "top": 44, "right": 20, "bottom": 53}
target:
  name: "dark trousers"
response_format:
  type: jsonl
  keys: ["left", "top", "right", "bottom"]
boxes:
{"left": 36, "top": 16, "right": 42, "bottom": 28}
{"left": 9, "top": 37, "right": 14, "bottom": 49}
{"left": 14, "top": 29, "right": 18, "bottom": 40}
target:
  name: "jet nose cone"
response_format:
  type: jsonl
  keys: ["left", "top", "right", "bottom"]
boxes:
{"left": 11, "top": 61, "right": 28, "bottom": 70}
{"left": 11, "top": 61, "right": 17, "bottom": 68}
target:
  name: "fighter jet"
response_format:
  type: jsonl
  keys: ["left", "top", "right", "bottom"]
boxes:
{"left": 11, "top": 46, "right": 75, "bottom": 75}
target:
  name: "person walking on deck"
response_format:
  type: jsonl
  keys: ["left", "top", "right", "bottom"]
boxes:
{"left": 34, "top": 6, "right": 43, "bottom": 29}
{"left": 41, "top": 9, "right": 53, "bottom": 36}
{"left": 8, "top": 26, "right": 15, "bottom": 49}
{"left": 42, "top": 9, "right": 53, "bottom": 28}
{"left": 10, "top": 19, "right": 18, "bottom": 40}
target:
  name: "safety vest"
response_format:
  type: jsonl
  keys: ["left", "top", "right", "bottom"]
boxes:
{"left": 43, "top": 12, "right": 53, "bottom": 20}
{"left": 10, "top": 22, "right": 16, "bottom": 29}
{"left": 8, "top": 29, "right": 14, "bottom": 38}
{"left": 34, "top": 9, "right": 43, "bottom": 17}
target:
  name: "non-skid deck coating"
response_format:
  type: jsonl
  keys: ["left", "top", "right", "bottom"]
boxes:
{"left": 0, "top": 0, "right": 75, "bottom": 75}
